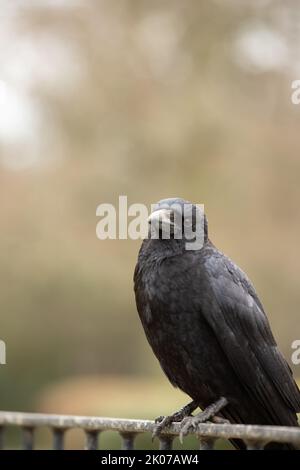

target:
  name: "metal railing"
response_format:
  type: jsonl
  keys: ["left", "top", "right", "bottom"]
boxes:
{"left": 0, "top": 411, "right": 299, "bottom": 450}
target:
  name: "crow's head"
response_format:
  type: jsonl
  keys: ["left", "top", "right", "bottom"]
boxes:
{"left": 147, "top": 198, "right": 208, "bottom": 251}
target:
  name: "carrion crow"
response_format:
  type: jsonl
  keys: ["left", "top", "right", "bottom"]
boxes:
{"left": 134, "top": 198, "right": 300, "bottom": 449}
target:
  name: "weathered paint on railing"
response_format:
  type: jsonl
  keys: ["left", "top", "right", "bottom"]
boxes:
{"left": 0, "top": 411, "right": 299, "bottom": 450}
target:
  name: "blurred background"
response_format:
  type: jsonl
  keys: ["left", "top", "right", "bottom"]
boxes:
{"left": 0, "top": 0, "right": 299, "bottom": 449}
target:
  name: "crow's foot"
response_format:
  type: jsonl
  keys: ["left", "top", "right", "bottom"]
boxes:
{"left": 179, "top": 396, "right": 229, "bottom": 442}
{"left": 152, "top": 400, "right": 198, "bottom": 439}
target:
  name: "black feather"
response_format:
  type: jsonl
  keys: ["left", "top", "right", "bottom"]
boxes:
{"left": 134, "top": 198, "right": 300, "bottom": 450}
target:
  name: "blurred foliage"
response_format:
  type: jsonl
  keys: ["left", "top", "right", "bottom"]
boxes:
{"left": 0, "top": 0, "right": 299, "bottom": 434}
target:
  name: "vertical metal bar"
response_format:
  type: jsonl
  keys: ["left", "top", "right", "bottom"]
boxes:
{"left": 199, "top": 438, "right": 216, "bottom": 450}
{"left": 85, "top": 430, "right": 99, "bottom": 450}
{"left": 245, "top": 440, "right": 265, "bottom": 450}
{"left": 0, "top": 426, "right": 4, "bottom": 450}
{"left": 159, "top": 435, "right": 173, "bottom": 450}
{"left": 120, "top": 432, "right": 136, "bottom": 450}
{"left": 52, "top": 428, "right": 65, "bottom": 450}
{"left": 22, "top": 427, "right": 35, "bottom": 450}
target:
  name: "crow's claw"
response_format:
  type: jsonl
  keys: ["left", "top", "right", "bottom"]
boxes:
{"left": 154, "top": 415, "right": 164, "bottom": 424}
{"left": 179, "top": 397, "right": 228, "bottom": 443}
{"left": 152, "top": 400, "right": 198, "bottom": 441}
{"left": 179, "top": 414, "right": 209, "bottom": 443}
{"left": 152, "top": 416, "right": 173, "bottom": 440}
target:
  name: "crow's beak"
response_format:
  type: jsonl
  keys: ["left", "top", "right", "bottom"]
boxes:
{"left": 148, "top": 209, "right": 173, "bottom": 228}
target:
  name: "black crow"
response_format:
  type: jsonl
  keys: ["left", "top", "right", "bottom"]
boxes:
{"left": 134, "top": 198, "right": 300, "bottom": 449}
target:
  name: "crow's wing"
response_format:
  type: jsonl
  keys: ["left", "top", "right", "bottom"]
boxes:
{"left": 200, "top": 250, "right": 300, "bottom": 420}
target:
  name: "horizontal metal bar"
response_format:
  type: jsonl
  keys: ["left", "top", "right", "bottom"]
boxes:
{"left": 0, "top": 411, "right": 299, "bottom": 447}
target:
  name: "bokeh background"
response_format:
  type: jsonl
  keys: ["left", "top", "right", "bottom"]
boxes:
{"left": 0, "top": 0, "right": 299, "bottom": 449}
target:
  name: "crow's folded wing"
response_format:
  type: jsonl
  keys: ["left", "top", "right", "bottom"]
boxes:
{"left": 200, "top": 252, "right": 300, "bottom": 418}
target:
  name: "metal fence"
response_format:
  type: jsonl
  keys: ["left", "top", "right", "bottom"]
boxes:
{"left": 0, "top": 411, "right": 299, "bottom": 450}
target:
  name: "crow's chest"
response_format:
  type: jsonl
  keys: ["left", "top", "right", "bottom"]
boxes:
{"left": 136, "top": 260, "right": 205, "bottom": 356}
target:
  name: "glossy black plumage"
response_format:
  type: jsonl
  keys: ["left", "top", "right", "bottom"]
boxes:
{"left": 134, "top": 198, "right": 300, "bottom": 449}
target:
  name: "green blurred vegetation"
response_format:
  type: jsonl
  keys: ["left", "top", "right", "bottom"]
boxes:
{"left": 0, "top": 1, "right": 299, "bottom": 450}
